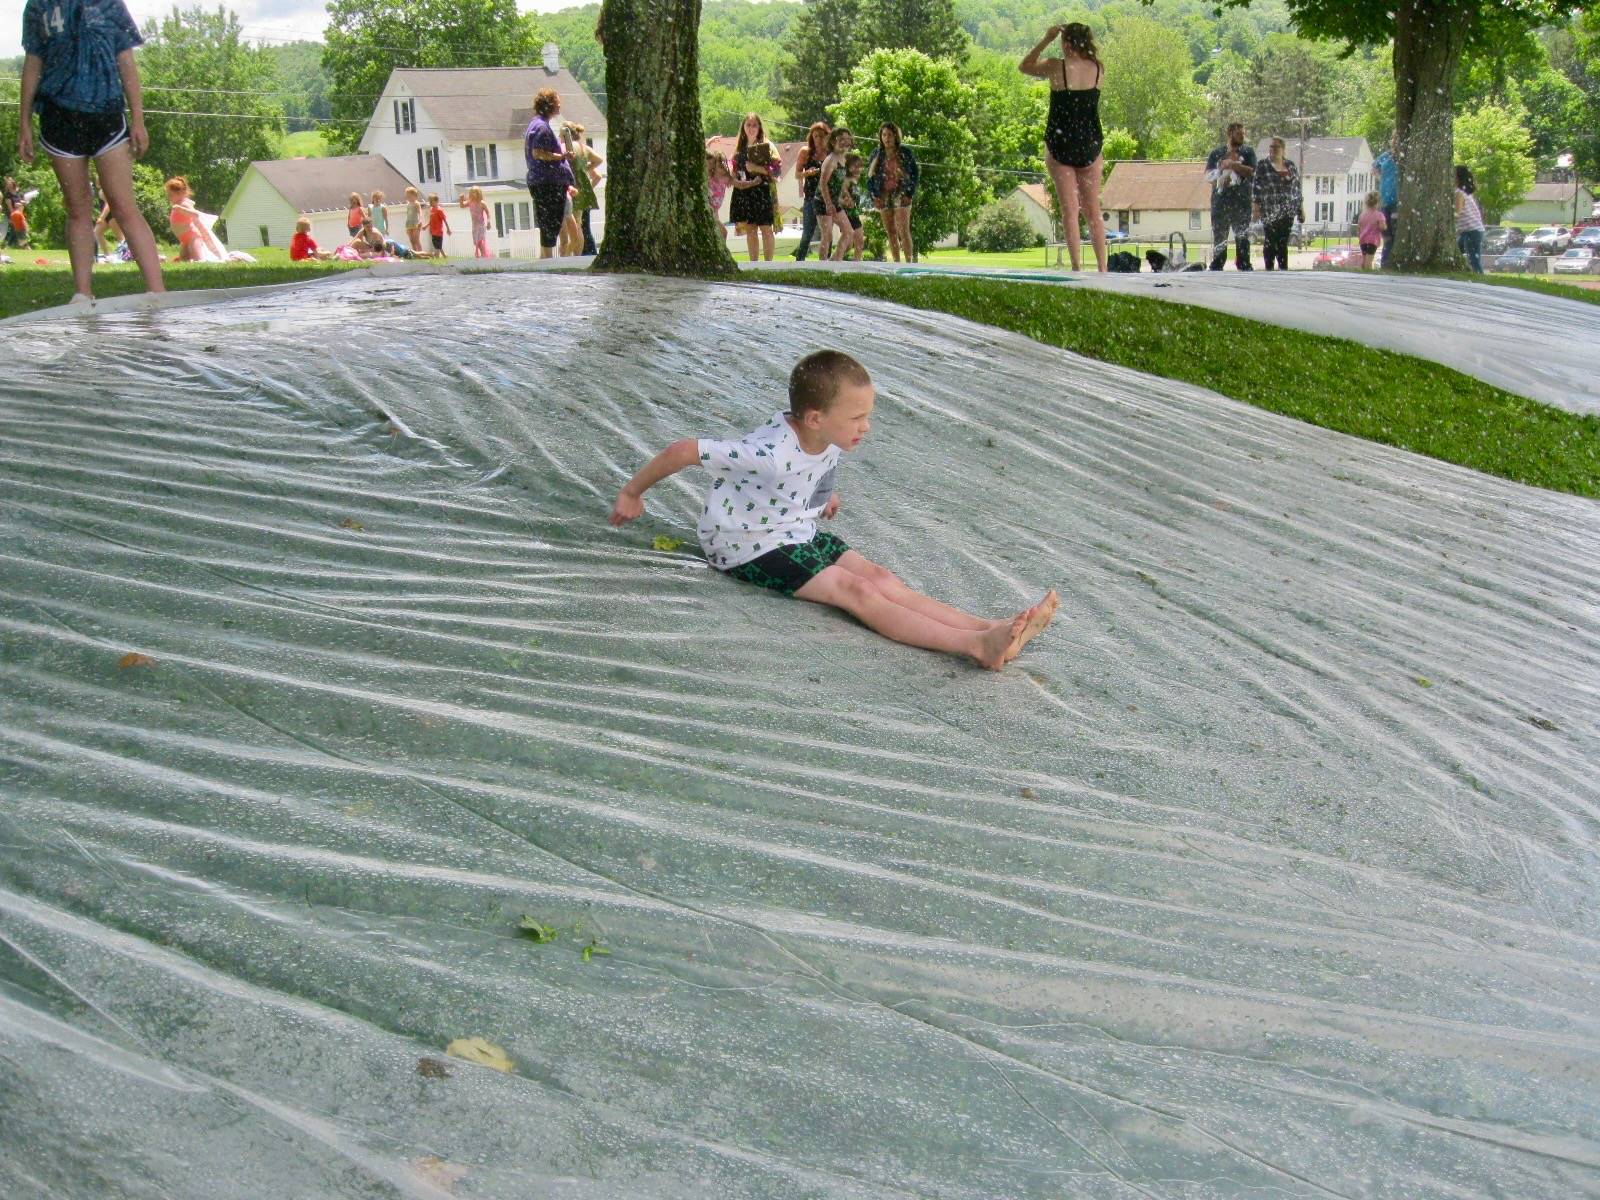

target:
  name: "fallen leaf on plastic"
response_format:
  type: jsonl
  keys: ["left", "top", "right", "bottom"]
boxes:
{"left": 518, "top": 916, "right": 558, "bottom": 943}
{"left": 1413, "top": 676, "right": 1433, "bottom": 689}
{"left": 1525, "top": 715, "right": 1558, "bottom": 731}
{"left": 444, "top": 1036, "right": 513, "bottom": 1073}
{"left": 339, "top": 517, "right": 364, "bottom": 531}
{"left": 117, "top": 652, "right": 154, "bottom": 669}
{"left": 1019, "top": 786, "right": 1036, "bottom": 800}
{"left": 581, "top": 941, "right": 610, "bottom": 963}
{"left": 411, "top": 1156, "right": 469, "bottom": 1190}
{"left": 652, "top": 534, "right": 686, "bottom": 552}
{"left": 416, "top": 1057, "right": 452, "bottom": 1079}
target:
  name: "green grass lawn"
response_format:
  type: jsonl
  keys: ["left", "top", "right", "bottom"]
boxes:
{"left": 754, "top": 269, "right": 1600, "bottom": 499}
{"left": 275, "top": 130, "right": 330, "bottom": 158}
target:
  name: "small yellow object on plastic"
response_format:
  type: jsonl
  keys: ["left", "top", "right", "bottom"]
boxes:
{"left": 444, "top": 1036, "right": 514, "bottom": 1073}
{"left": 652, "top": 534, "right": 686, "bottom": 553}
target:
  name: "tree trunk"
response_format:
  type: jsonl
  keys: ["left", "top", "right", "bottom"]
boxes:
{"left": 592, "top": 0, "right": 736, "bottom": 275}
{"left": 1391, "top": 0, "right": 1467, "bottom": 271}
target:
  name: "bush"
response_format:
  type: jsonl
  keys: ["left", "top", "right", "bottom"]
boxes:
{"left": 965, "top": 199, "right": 1035, "bottom": 253}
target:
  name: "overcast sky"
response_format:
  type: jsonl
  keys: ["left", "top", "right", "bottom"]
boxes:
{"left": 2, "top": 1, "right": 590, "bottom": 61}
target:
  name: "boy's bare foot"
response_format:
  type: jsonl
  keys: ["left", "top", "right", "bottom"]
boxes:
{"left": 1001, "top": 590, "right": 1058, "bottom": 666}
{"left": 971, "top": 592, "right": 1056, "bottom": 670}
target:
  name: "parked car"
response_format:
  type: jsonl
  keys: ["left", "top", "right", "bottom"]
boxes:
{"left": 1311, "top": 246, "right": 1364, "bottom": 270}
{"left": 1104, "top": 229, "right": 1130, "bottom": 243}
{"left": 1526, "top": 226, "right": 1571, "bottom": 253}
{"left": 1483, "top": 226, "right": 1525, "bottom": 254}
{"left": 1552, "top": 247, "right": 1597, "bottom": 274}
{"left": 1570, "top": 227, "right": 1600, "bottom": 249}
{"left": 1490, "top": 246, "right": 1535, "bottom": 273}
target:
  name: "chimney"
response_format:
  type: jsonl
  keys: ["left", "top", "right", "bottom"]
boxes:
{"left": 542, "top": 43, "right": 560, "bottom": 73}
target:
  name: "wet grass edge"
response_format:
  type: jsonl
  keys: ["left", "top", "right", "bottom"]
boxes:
{"left": 754, "top": 269, "right": 1600, "bottom": 500}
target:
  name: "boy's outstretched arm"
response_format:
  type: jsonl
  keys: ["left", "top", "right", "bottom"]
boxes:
{"left": 608, "top": 438, "right": 699, "bottom": 525}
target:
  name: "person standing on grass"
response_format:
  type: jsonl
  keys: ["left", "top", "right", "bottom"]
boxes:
{"left": 1252, "top": 136, "right": 1302, "bottom": 271}
{"left": 16, "top": 0, "right": 165, "bottom": 304}
{"left": 730, "top": 112, "right": 780, "bottom": 262}
{"left": 1374, "top": 131, "right": 1399, "bottom": 269}
{"left": 819, "top": 127, "right": 854, "bottom": 263}
{"left": 427, "top": 193, "right": 450, "bottom": 255}
{"left": 1020, "top": 22, "right": 1107, "bottom": 272}
{"left": 1206, "top": 122, "right": 1256, "bottom": 271}
{"left": 793, "top": 121, "right": 832, "bottom": 262}
{"left": 866, "top": 123, "right": 918, "bottom": 262}
{"left": 524, "top": 87, "right": 574, "bottom": 261}
{"left": 563, "top": 122, "right": 602, "bottom": 256}
{"left": 1357, "top": 191, "right": 1386, "bottom": 271}
{"left": 1454, "top": 165, "right": 1486, "bottom": 275}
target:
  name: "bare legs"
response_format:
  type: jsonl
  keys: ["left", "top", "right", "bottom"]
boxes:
{"left": 1047, "top": 150, "right": 1107, "bottom": 272}
{"left": 47, "top": 145, "right": 162, "bottom": 297}
{"left": 890, "top": 204, "right": 915, "bottom": 262}
{"left": 795, "top": 550, "right": 1057, "bottom": 670}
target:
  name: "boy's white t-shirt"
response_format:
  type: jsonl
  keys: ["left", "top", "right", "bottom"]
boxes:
{"left": 696, "top": 412, "right": 840, "bottom": 569}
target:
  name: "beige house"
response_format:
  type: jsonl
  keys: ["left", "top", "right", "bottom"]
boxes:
{"left": 220, "top": 154, "right": 414, "bottom": 251}
{"left": 1504, "top": 181, "right": 1595, "bottom": 226}
{"left": 1008, "top": 182, "right": 1058, "bottom": 242}
{"left": 1098, "top": 161, "right": 1212, "bottom": 243}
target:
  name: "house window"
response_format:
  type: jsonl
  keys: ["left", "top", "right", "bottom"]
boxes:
{"left": 1315, "top": 175, "right": 1334, "bottom": 195}
{"left": 1189, "top": 210, "right": 1201, "bottom": 230}
{"left": 417, "top": 146, "right": 440, "bottom": 184}
{"left": 1316, "top": 201, "right": 1334, "bottom": 223}
{"left": 1345, "top": 199, "right": 1361, "bottom": 223}
{"left": 494, "top": 201, "right": 530, "bottom": 237}
{"left": 1132, "top": 210, "right": 1141, "bottom": 225}
{"left": 465, "top": 145, "right": 493, "bottom": 180}
{"left": 392, "top": 98, "right": 415, "bottom": 135}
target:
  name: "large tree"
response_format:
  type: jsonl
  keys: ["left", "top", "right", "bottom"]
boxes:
{"left": 136, "top": 6, "right": 283, "bottom": 211}
{"left": 777, "top": 0, "right": 862, "bottom": 126}
{"left": 1101, "top": 16, "right": 1204, "bottom": 159}
{"left": 322, "top": 0, "right": 543, "bottom": 152}
{"left": 855, "top": 0, "right": 969, "bottom": 64}
{"left": 594, "top": 0, "right": 735, "bottom": 274}
{"left": 1206, "top": 0, "right": 1587, "bottom": 270}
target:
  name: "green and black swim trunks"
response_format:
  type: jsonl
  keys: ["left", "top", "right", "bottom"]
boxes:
{"left": 726, "top": 532, "right": 850, "bottom": 596}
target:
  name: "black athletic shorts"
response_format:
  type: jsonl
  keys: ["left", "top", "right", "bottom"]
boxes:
{"left": 38, "top": 101, "right": 128, "bottom": 160}
{"left": 726, "top": 532, "right": 850, "bottom": 596}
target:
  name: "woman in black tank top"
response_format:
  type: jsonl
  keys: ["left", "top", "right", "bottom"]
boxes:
{"left": 1020, "top": 22, "right": 1108, "bottom": 272}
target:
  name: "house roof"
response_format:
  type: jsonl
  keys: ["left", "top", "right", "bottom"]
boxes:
{"left": 704, "top": 136, "right": 807, "bottom": 180}
{"left": 238, "top": 154, "right": 414, "bottom": 215}
{"left": 1099, "top": 161, "right": 1211, "bottom": 212}
{"left": 389, "top": 66, "right": 605, "bottom": 140}
{"left": 1013, "top": 182, "right": 1052, "bottom": 213}
{"left": 1521, "top": 181, "right": 1593, "bottom": 203}
{"left": 1254, "top": 136, "right": 1370, "bottom": 176}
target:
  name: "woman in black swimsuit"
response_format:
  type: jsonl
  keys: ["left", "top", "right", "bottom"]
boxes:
{"left": 1020, "top": 22, "right": 1108, "bottom": 272}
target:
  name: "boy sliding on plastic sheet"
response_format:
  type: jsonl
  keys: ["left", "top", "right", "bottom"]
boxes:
{"left": 609, "top": 350, "right": 1058, "bottom": 671}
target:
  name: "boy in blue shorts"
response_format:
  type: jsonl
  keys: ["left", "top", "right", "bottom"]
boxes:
{"left": 609, "top": 350, "right": 1057, "bottom": 671}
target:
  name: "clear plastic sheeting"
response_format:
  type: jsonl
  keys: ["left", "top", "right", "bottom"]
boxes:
{"left": 1, "top": 272, "right": 1598, "bottom": 1199}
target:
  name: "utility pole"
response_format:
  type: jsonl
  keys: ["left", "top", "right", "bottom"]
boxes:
{"left": 1286, "top": 108, "right": 1318, "bottom": 237}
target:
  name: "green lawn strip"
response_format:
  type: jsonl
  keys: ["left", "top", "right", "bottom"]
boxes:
{"left": 1469, "top": 272, "right": 1600, "bottom": 307}
{"left": 755, "top": 269, "right": 1600, "bottom": 499}
{"left": 0, "top": 255, "right": 363, "bottom": 320}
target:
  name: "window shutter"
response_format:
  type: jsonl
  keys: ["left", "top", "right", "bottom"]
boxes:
{"left": 417, "top": 148, "right": 424, "bottom": 181}
{"left": 465, "top": 146, "right": 474, "bottom": 180}
{"left": 489, "top": 144, "right": 498, "bottom": 179}
{"left": 394, "top": 100, "right": 400, "bottom": 134}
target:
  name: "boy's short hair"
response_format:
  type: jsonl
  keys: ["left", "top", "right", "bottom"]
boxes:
{"left": 789, "top": 350, "right": 870, "bottom": 418}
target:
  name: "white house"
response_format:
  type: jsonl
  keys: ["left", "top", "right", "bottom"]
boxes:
{"left": 1098, "top": 160, "right": 1213, "bottom": 243}
{"left": 221, "top": 153, "right": 414, "bottom": 251}
{"left": 1259, "top": 136, "right": 1374, "bottom": 232}
{"left": 357, "top": 47, "right": 607, "bottom": 256}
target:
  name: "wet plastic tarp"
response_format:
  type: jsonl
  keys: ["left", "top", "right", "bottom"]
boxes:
{"left": 2, "top": 271, "right": 1598, "bottom": 1198}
